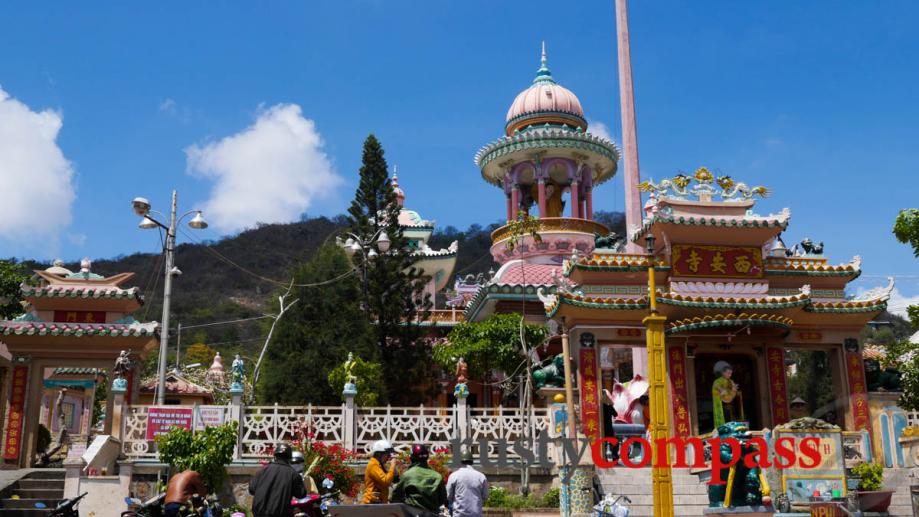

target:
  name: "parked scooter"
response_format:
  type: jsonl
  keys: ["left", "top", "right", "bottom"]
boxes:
{"left": 122, "top": 493, "right": 166, "bottom": 517}
{"left": 43, "top": 492, "right": 88, "bottom": 517}
{"left": 291, "top": 478, "right": 340, "bottom": 517}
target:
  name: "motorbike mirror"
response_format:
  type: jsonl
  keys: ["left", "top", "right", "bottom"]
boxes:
{"left": 322, "top": 478, "right": 334, "bottom": 489}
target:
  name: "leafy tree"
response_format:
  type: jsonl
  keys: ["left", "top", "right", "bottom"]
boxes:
{"left": 0, "top": 260, "right": 27, "bottom": 319}
{"left": 183, "top": 343, "right": 217, "bottom": 367}
{"left": 346, "top": 135, "right": 431, "bottom": 404}
{"left": 258, "top": 243, "right": 376, "bottom": 405}
{"left": 894, "top": 208, "right": 919, "bottom": 257}
{"left": 786, "top": 350, "right": 836, "bottom": 417}
{"left": 433, "top": 313, "right": 547, "bottom": 385}
{"left": 328, "top": 356, "right": 384, "bottom": 406}
{"left": 155, "top": 421, "right": 238, "bottom": 491}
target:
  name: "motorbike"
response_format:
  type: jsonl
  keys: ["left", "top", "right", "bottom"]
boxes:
{"left": 121, "top": 493, "right": 166, "bottom": 517}
{"left": 43, "top": 492, "right": 88, "bottom": 517}
{"left": 291, "top": 478, "right": 340, "bottom": 517}
{"left": 290, "top": 490, "right": 340, "bottom": 517}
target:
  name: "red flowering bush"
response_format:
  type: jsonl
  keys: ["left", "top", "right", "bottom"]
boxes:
{"left": 293, "top": 429, "right": 361, "bottom": 498}
{"left": 394, "top": 446, "right": 452, "bottom": 482}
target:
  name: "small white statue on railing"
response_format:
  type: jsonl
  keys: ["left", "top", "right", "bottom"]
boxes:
{"left": 231, "top": 354, "right": 245, "bottom": 392}
{"left": 112, "top": 350, "right": 132, "bottom": 392}
{"left": 343, "top": 352, "right": 358, "bottom": 396}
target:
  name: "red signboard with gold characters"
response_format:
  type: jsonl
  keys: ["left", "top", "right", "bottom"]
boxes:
{"left": 668, "top": 346, "right": 691, "bottom": 437}
{"left": 4, "top": 366, "right": 28, "bottom": 460}
{"left": 53, "top": 310, "right": 107, "bottom": 324}
{"left": 766, "top": 347, "right": 790, "bottom": 425}
{"left": 846, "top": 351, "right": 870, "bottom": 432}
{"left": 671, "top": 245, "right": 764, "bottom": 278}
{"left": 579, "top": 348, "right": 601, "bottom": 442}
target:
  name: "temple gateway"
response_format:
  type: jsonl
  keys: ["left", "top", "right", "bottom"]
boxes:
{"left": 459, "top": 48, "right": 895, "bottom": 450}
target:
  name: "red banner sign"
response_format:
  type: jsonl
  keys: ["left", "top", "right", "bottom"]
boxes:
{"left": 145, "top": 407, "right": 194, "bottom": 440}
{"left": 668, "top": 346, "right": 691, "bottom": 437}
{"left": 671, "top": 245, "right": 764, "bottom": 278}
{"left": 846, "top": 352, "right": 870, "bottom": 432}
{"left": 766, "top": 347, "right": 790, "bottom": 425}
{"left": 53, "top": 310, "right": 107, "bottom": 324}
{"left": 4, "top": 366, "right": 28, "bottom": 460}
{"left": 579, "top": 348, "right": 601, "bottom": 442}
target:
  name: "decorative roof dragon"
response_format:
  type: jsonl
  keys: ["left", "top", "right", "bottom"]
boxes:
{"left": 638, "top": 167, "right": 770, "bottom": 201}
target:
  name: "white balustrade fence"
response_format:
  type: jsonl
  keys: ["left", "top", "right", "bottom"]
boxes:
{"left": 121, "top": 399, "right": 551, "bottom": 462}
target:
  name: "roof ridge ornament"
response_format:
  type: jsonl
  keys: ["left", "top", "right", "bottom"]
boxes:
{"left": 638, "top": 167, "right": 770, "bottom": 202}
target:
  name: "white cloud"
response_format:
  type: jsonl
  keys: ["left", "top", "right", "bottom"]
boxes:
{"left": 588, "top": 120, "right": 614, "bottom": 142}
{"left": 886, "top": 288, "right": 919, "bottom": 318}
{"left": 186, "top": 104, "right": 341, "bottom": 233}
{"left": 159, "top": 98, "right": 177, "bottom": 113}
{"left": 0, "top": 87, "right": 75, "bottom": 254}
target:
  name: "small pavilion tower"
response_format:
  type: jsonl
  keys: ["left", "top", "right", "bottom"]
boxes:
{"left": 475, "top": 43, "right": 621, "bottom": 266}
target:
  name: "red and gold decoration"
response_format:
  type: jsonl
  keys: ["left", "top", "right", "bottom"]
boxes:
{"left": 578, "top": 348, "right": 601, "bottom": 442}
{"left": 845, "top": 351, "right": 870, "bottom": 432}
{"left": 766, "top": 347, "right": 790, "bottom": 425}
{"left": 668, "top": 346, "right": 691, "bottom": 437}
{"left": 53, "top": 310, "right": 107, "bottom": 324}
{"left": 671, "top": 245, "right": 764, "bottom": 278}
{"left": 4, "top": 366, "right": 28, "bottom": 460}
{"left": 618, "top": 328, "right": 642, "bottom": 337}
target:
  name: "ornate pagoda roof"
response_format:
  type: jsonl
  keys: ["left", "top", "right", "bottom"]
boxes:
{"left": 21, "top": 284, "right": 143, "bottom": 302}
{"left": 0, "top": 321, "right": 158, "bottom": 338}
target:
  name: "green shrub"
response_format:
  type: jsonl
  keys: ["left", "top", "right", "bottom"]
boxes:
{"left": 851, "top": 462, "right": 884, "bottom": 491}
{"left": 543, "top": 487, "right": 560, "bottom": 507}
{"left": 484, "top": 486, "right": 552, "bottom": 509}
{"left": 155, "top": 421, "right": 238, "bottom": 491}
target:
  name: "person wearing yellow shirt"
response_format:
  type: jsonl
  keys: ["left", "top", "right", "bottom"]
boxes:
{"left": 361, "top": 440, "right": 400, "bottom": 504}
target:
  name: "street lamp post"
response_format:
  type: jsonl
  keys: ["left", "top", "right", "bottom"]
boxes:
{"left": 132, "top": 190, "right": 207, "bottom": 405}
{"left": 338, "top": 229, "right": 390, "bottom": 309}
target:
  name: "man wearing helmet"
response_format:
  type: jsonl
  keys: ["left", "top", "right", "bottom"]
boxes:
{"left": 392, "top": 444, "right": 447, "bottom": 514}
{"left": 361, "top": 439, "right": 400, "bottom": 504}
{"left": 249, "top": 443, "right": 307, "bottom": 517}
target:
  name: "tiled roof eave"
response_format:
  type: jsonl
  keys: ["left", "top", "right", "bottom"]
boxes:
{"left": 765, "top": 268, "right": 861, "bottom": 278}
{"left": 463, "top": 283, "right": 554, "bottom": 321}
{"left": 666, "top": 318, "right": 791, "bottom": 335}
{"left": 630, "top": 215, "right": 789, "bottom": 242}
{"left": 0, "top": 322, "right": 158, "bottom": 337}
{"left": 805, "top": 302, "right": 887, "bottom": 313}
{"left": 658, "top": 296, "right": 810, "bottom": 309}
{"left": 475, "top": 130, "right": 620, "bottom": 183}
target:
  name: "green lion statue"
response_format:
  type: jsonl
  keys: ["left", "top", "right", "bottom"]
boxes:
{"left": 708, "top": 421, "right": 769, "bottom": 508}
{"left": 533, "top": 354, "right": 566, "bottom": 389}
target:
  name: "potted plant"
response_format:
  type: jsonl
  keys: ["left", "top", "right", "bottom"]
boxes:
{"left": 851, "top": 461, "right": 894, "bottom": 513}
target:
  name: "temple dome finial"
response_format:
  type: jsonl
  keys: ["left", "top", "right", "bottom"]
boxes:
{"left": 504, "top": 41, "right": 586, "bottom": 134}
{"left": 391, "top": 166, "right": 405, "bottom": 207}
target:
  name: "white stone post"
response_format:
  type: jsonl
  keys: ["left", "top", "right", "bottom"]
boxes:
{"left": 454, "top": 383, "right": 469, "bottom": 442}
{"left": 230, "top": 385, "right": 244, "bottom": 460}
{"left": 343, "top": 382, "right": 357, "bottom": 451}
{"left": 63, "top": 457, "right": 82, "bottom": 498}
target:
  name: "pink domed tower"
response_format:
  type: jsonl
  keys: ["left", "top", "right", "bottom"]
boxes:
{"left": 475, "top": 43, "right": 620, "bottom": 266}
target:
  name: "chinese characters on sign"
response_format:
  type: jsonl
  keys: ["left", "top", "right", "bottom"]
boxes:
{"left": 53, "top": 310, "right": 107, "bottom": 324}
{"left": 766, "top": 347, "right": 790, "bottom": 425}
{"left": 845, "top": 351, "right": 870, "bottom": 432}
{"left": 145, "top": 407, "right": 194, "bottom": 440}
{"left": 3, "top": 366, "right": 28, "bottom": 460}
{"left": 671, "top": 245, "right": 764, "bottom": 278}
{"left": 579, "top": 348, "right": 601, "bottom": 442}
{"left": 668, "top": 346, "right": 691, "bottom": 437}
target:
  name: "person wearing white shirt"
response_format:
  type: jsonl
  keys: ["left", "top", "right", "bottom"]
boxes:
{"left": 446, "top": 451, "right": 488, "bottom": 517}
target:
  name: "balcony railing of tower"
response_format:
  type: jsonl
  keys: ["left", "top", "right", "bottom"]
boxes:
{"left": 490, "top": 217, "right": 610, "bottom": 245}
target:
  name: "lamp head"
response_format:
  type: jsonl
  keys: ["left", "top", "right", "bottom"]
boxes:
{"left": 376, "top": 231, "right": 391, "bottom": 253}
{"left": 138, "top": 216, "right": 158, "bottom": 230}
{"left": 367, "top": 248, "right": 378, "bottom": 260}
{"left": 188, "top": 211, "right": 208, "bottom": 229}
{"left": 645, "top": 234, "right": 656, "bottom": 255}
{"left": 132, "top": 197, "right": 151, "bottom": 217}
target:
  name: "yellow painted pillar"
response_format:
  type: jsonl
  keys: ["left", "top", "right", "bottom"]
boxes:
{"left": 644, "top": 240, "right": 673, "bottom": 517}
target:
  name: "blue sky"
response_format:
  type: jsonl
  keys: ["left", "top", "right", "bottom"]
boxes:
{"left": 0, "top": 1, "right": 917, "bottom": 309}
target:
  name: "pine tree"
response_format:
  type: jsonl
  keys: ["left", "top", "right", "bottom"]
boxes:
{"left": 257, "top": 243, "right": 376, "bottom": 405}
{"left": 347, "top": 135, "right": 432, "bottom": 404}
